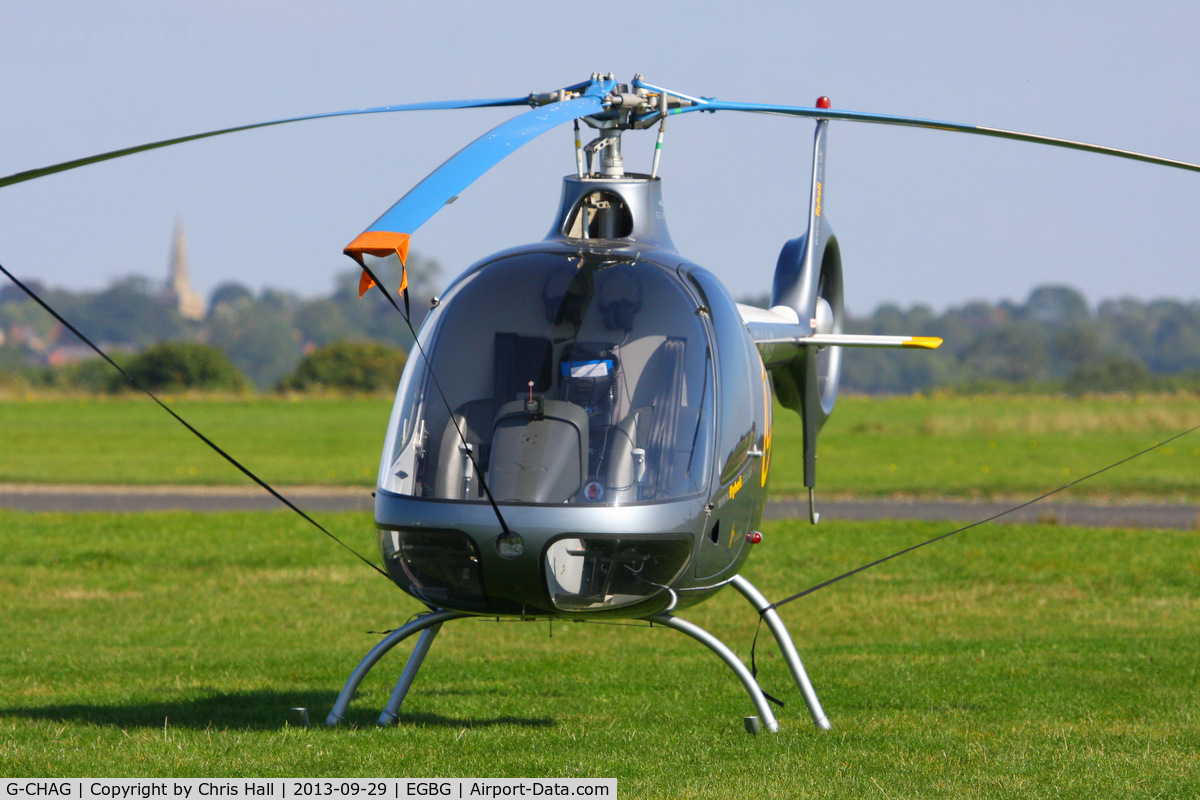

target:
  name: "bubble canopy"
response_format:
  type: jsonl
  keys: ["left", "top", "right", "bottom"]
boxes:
{"left": 379, "top": 250, "right": 715, "bottom": 506}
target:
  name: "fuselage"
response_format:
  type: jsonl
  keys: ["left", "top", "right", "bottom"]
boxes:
{"left": 373, "top": 175, "right": 772, "bottom": 619}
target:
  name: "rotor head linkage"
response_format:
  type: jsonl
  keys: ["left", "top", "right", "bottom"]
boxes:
{"left": 584, "top": 133, "right": 625, "bottom": 177}
{"left": 529, "top": 75, "right": 692, "bottom": 128}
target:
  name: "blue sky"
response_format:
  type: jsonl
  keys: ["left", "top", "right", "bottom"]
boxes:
{"left": 3, "top": 1, "right": 1198, "bottom": 313}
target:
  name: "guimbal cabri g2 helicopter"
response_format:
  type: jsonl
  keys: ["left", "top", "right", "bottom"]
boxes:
{"left": 5, "top": 73, "right": 1199, "bottom": 734}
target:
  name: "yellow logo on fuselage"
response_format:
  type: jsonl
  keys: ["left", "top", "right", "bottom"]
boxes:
{"left": 760, "top": 367, "right": 772, "bottom": 487}
{"left": 729, "top": 474, "right": 744, "bottom": 501}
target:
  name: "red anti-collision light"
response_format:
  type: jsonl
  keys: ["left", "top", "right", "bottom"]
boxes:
{"left": 816, "top": 96, "right": 832, "bottom": 109}
{"left": 746, "top": 531, "right": 763, "bottom": 545}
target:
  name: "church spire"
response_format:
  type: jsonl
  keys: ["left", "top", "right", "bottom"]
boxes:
{"left": 168, "top": 219, "right": 205, "bottom": 320}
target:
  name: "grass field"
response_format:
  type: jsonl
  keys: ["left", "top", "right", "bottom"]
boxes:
{"left": 0, "top": 396, "right": 389, "bottom": 487}
{"left": 1, "top": 510, "right": 1196, "bottom": 796}
{"left": 1, "top": 394, "right": 1199, "bottom": 500}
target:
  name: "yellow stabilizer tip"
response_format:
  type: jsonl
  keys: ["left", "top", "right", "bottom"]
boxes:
{"left": 902, "top": 336, "right": 944, "bottom": 349}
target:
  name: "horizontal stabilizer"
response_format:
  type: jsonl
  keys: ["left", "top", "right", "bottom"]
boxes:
{"left": 799, "top": 333, "right": 942, "bottom": 349}
{"left": 738, "top": 304, "right": 942, "bottom": 367}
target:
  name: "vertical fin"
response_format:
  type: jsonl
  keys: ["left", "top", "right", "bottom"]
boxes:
{"left": 767, "top": 103, "right": 843, "bottom": 519}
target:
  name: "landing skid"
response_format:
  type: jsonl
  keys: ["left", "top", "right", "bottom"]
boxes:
{"left": 326, "top": 576, "right": 829, "bottom": 732}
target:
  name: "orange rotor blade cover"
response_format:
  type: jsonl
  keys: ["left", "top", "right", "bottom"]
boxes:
{"left": 345, "top": 231, "right": 410, "bottom": 298}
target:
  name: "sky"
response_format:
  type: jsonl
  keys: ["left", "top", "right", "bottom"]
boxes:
{"left": 2, "top": 0, "right": 1198, "bottom": 315}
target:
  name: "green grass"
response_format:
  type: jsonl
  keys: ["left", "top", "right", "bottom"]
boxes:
{"left": 1, "top": 510, "right": 1197, "bottom": 796}
{"left": 1, "top": 393, "right": 1198, "bottom": 499}
{"left": 774, "top": 393, "right": 1200, "bottom": 500}
{"left": 0, "top": 396, "right": 389, "bottom": 486}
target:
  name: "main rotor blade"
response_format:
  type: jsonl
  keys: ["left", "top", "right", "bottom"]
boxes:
{"left": 0, "top": 96, "right": 532, "bottom": 189}
{"left": 345, "top": 92, "right": 607, "bottom": 264}
{"left": 637, "top": 82, "right": 1200, "bottom": 174}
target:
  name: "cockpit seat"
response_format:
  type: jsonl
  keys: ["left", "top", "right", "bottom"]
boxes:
{"left": 489, "top": 399, "right": 590, "bottom": 503}
{"left": 431, "top": 399, "right": 496, "bottom": 500}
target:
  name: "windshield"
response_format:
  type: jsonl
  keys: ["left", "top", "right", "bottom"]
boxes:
{"left": 379, "top": 251, "right": 714, "bottom": 505}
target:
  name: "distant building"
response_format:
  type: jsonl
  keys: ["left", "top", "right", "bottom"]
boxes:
{"left": 166, "top": 220, "right": 206, "bottom": 321}
{"left": 6, "top": 323, "right": 47, "bottom": 353}
{"left": 46, "top": 344, "right": 97, "bottom": 367}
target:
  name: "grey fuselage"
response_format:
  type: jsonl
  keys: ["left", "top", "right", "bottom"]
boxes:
{"left": 373, "top": 174, "right": 771, "bottom": 619}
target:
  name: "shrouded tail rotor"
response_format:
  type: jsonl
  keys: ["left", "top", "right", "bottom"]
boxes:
{"left": 767, "top": 113, "right": 845, "bottom": 522}
{"left": 742, "top": 103, "right": 936, "bottom": 523}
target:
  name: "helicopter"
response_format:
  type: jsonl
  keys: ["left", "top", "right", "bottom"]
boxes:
{"left": 4, "top": 73, "right": 1198, "bottom": 734}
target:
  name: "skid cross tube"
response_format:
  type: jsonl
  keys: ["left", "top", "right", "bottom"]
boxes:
{"left": 377, "top": 621, "right": 445, "bottom": 726}
{"left": 327, "top": 609, "right": 468, "bottom": 726}
{"left": 648, "top": 612, "right": 780, "bottom": 732}
{"left": 730, "top": 574, "right": 831, "bottom": 729}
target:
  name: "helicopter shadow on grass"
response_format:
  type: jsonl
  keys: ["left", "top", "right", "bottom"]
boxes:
{"left": 0, "top": 689, "right": 554, "bottom": 731}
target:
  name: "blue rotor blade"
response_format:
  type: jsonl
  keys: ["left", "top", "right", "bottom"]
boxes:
{"left": 0, "top": 96, "right": 532, "bottom": 188}
{"left": 352, "top": 93, "right": 606, "bottom": 241}
{"left": 634, "top": 80, "right": 1200, "bottom": 174}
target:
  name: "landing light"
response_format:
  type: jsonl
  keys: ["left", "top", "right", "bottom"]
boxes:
{"left": 496, "top": 532, "right": 525, "bottom": 559}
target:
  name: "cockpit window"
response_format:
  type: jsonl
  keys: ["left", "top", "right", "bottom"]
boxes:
{"left": 379, "top": 252, "right": 714, "bottom": 505}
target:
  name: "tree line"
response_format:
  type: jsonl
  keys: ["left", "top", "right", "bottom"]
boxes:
{"left": 836, "top": 285, "right": 1200, "bottom": 394}
{"left": 0, "top": 257, "right": 435, "bottom": 392}
{"left": 3, "top": 262, "right": 1199, "bottom": 395}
